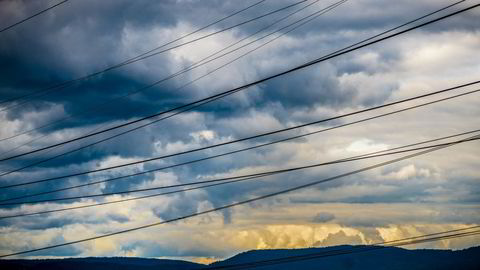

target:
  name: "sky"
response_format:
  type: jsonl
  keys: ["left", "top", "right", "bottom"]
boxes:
{"left": 0, "top": 0, "right": 479, "bottom": 263}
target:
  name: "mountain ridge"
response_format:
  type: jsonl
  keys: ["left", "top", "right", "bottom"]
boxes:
{"left": 1, "top": 245, "right": 479, "bottom": 269}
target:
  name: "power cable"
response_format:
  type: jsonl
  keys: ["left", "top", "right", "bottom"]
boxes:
{"left": 2, "top": 128, "right": 478, "bottom": 203}
{"left": 1, "top": 2, "right": 475, "bottom": 163}
{"left": 0, "top": 0, "right": 326, "bottom": 152}
{"left": 0, "top": 131, "right": 476, "bottom": 257}
{"left": 207, "top": 226, "right": 480, "bottom": 269}
{"left": 0, "top": 134, "right": 478, "bottom": 218}
{"left": 1, "top": 0, "right": 462, "bottom": 145}
{"left": 0, "top": 0, "right": 69, "bottom": 33}
{"left": 0, "top": 0, "right": 305, "bottom": 108}
{"left": 0, "top": 0, "right": 350, "bottom": 173}
{"left": 1, "top": 81, "right": 477, "bottom": 189}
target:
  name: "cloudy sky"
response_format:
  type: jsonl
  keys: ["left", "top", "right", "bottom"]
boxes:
{"left": 0, "top": 0, "right": 479, "bottom": 263}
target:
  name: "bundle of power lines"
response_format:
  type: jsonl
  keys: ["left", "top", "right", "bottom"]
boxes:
{"left": 0, "top": 0, "right": 478, "bottom": 263}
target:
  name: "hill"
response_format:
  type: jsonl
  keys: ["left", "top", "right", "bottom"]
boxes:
{"left": 0, "top": 257, "right": 204, "bottom": 270}
{"left": 210, "top": 245, "right": 480, "bottom": 269}
{"left": 1, "top": 245, "right": 479, "bottom": 269}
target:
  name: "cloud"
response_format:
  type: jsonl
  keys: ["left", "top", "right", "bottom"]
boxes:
{"left": 314, "top": 230, "right": 363, "bottom": 247}
{"left": 383, "top": 164, "right": 432, "bottom": 181}
{"left": 312, "top": 212, "right": 335, "bottom": 223}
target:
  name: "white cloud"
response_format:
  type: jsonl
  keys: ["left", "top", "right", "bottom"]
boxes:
{"left": 384, "top": 164, "right": 431, "bottom": 181}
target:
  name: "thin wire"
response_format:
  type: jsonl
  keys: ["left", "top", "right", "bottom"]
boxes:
{"left": 0, "top": 135, "right": 478, "bottom": 217}
{"left": 175, "top": 0, "right": 348, "bottom": 91}
{"left": 2, "top": 127, "right": 478, "bottom": 203}
{"left": 0, "top": 0, "right": 268, "bottom": 105}
{"left": 0, "top": 136, "right": 470, "bottom": 204}
{"left": 1, "top": 135, "right": 477, "bottom": 205}
{"left": 208, "top": 228, "right": 480, "bottom": 269}
{"left": 0, "top": 0, "right": 463, "bottom": 144}
{"left": 1, "top": 2, "right": 476, "bottom": 163}
{"left": 0, "top": 0, "right": 341, "bottom": 179}
{"left": 0, "top": 0, "right": 350, "bottom": 174}
{"left": 0, "top": 0, "right": 322, "bottom": 152}
{"left": 0, "top": 133, "right": 476, "bottom": 258}
{"left": 0, "top": 1, "right": 330, "bottom": 174}
{"left": 0, "top": 0, "right": 69, "bottom": 33}
{"left": 0, "top": 0, "right": 304, "bottom": 108}
{"left": 1, "top": 82, "right": 477, "bottom": 189}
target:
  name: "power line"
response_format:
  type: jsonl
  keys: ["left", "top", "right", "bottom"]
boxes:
{"left": 0, "top": 3, "right": 341, "bottom": 183}
{"left": 0, "top": 2, "right": 328, "bottom": 173}
{"left": 112, "top": 0, "right": 315, "bottom": 68}
{"left": 0, "top": 134, "right": 478, "bottom": 217}
{"left": 0, "top": 0, "right": 336, "bottom": 163}
{"left": 0, "top": 0, "right": 268, "bottom": 105}
{"left": 0, "top": 0, "right": 69, "bottom": 33}
{"left": 106, "top": 0, "right": 267, "bottom": 65}
{"left": 0, "top": 1, "right": 476, "bottom": 260}
{"left": 0, "top": 0, "right": 304, "bottom": 108}
{"left": 0, "top": 1, "right": 352, "bottom": 174}
{"left": 173, "top": 0, "right": 347, "bottom": 92}
{"left": 1, "top": 3, "right": 476, "bottom": 164}
{"left": 0, "top": 0, "right": 325, "bottom": 165}
{"left": 209, "top": 228, "right": 480, "bottom": 269}
{"left": 0, "top": 0, "right": 462, "bottom": 145}
{"left": 0, "top": 0, "right": 347, "bottom": 176}
{"left": 89, "top": 0, "right": 307, "bottom": 73}
{"left": 0, "top": 0, "right": 327, "bottom": 149}
{"left": 2, "top": 86, "right": 478, "bottom": 191}
{"left": 1, "top": 136, "right": 478, "bottom": 206}
{"left": 0, "top": 132, "right": 476, "bottom": 258}
{"left": 0, "top": 176, "right": 271, "bottom": 219}
{"left": 1, "top": 81, "right": 477, "bottom": 189}
{"left": 207, "top": 226, "right": 480, "bottom": 269}
{"left": 2, "top": 126, "right": 477, "bottom": 203}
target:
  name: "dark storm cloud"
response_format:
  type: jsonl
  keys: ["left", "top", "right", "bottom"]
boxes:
{"left": 0, "top": 0, "right": 405, "bottom": 124}
{"left": 258, "top": 64, "right": 352, "bottom": 108}
{"left": 0, "top": 0, "right": 474, "bottom": 148}
{"left": 152, "top": 193, "right": 201, "bottom": 221}
{"left": 0, "top": 0, "right": 306, "bottom": 110}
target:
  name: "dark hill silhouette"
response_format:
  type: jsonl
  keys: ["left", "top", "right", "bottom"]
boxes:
{"left": 1, "top": 245, "right": 478, "bottom": 270}
{"left": 210, "top": 245, "right": 480, "bottom": 269}
{"left": 0, "top": 257, "right": 204, "bottom": 270}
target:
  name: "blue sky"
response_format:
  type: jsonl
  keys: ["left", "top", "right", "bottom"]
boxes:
{"left": 0, "top": 0, "right": 479, "bottom": 262}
